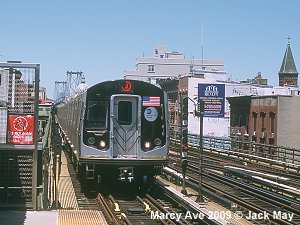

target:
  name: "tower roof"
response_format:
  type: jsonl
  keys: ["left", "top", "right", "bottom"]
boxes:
{"left": 278, "top": 40, "right": 298, "bottom": 75}
{"left": 75, "top": 75, "right": 89, "bottom": 94}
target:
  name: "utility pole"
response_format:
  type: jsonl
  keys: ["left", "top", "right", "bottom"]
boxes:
{"left": 180, "top": 92, "right": 188, "bottom": 195}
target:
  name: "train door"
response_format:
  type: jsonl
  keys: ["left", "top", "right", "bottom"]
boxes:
{"left": 111, "top": 95, "right": 141, "bottom": 157}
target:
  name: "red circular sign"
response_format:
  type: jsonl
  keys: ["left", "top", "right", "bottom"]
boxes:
{"left": 121, "top": 81, "right": 132, "bottom": 92}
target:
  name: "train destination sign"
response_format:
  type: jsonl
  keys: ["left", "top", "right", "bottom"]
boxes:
{"left": 198, "top": 83, "right": 225, "bottom": 118}
{"left": 6, "top": 115, "right": 35, "bottom": 145}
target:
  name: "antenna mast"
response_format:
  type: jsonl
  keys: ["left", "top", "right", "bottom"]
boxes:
{"left": 201, "top": 22, "right": 204, "bottom": 69}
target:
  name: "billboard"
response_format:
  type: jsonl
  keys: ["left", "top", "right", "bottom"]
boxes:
{"left": 6, "top": 115, "right": 35, "bottom": 144}
{"left": 198, "top": 83, "right": 225, "bottom": 117}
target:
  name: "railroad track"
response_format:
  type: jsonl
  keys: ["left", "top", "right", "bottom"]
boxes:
{"left": 96, "top": 192, "right": 197, "bottom": 225}
{"left": 170, "top": 140, "right": 300, "bottom": 181}
{"left": 63, "top": 146, "right": 204, "bottom": 224}
{"left": 170, "top": 142, "right": 300, "bottom": 199}
{"left": 164, "top": 164, "right": 300, "bottom": 225}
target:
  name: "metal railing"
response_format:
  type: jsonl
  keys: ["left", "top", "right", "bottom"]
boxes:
{"left": 170, "top": 130, "right": 300, "bottom": 166}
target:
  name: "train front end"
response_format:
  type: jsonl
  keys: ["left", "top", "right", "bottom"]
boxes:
{"left": 79, "top": 80, "right": 169, "bottom": 185}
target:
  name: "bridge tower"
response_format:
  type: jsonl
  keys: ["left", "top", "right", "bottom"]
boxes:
{"left": 54, "top": 81, "right": 67, "bottom": 101}
{"left": 66, "top": 71, "right": 83, "bottom": 97}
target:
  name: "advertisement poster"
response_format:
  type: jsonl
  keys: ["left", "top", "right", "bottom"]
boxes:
{"left": 6, "top": 115, "right": 35, "bottom": 145}
{"left": 198, "top": 83, "right": 225, "bottom": 117}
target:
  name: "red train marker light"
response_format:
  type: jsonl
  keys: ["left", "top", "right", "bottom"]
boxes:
{"left": 182, "top": 145, "right": 188, "bottom": 158}
{"left": 181, "top": 127, "right": 188, "bottom": 158}
{"left": 182, "top": 145, "right": 189, "bottom": 151}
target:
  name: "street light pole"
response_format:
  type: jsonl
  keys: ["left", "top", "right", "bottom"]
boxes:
{"left": 197, "top": 99, "right": 204, "bottom": 202}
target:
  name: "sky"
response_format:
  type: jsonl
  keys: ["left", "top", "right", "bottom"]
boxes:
{"left": 0, "top": 0, "right": 299, "bottom": 99}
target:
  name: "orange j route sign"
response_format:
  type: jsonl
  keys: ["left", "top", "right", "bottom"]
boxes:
{"left": 6, "top": 115, "right": 35, "bottom": 145}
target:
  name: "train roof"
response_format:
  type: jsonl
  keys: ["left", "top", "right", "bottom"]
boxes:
{"left": 87, "top": 79, "right": 163, "bottom": 96}
{"left": 53, "top": 79, "right": 164, "bottom": 107}
{"left": 89, "top": 79, "right": 161, "bottom": 89}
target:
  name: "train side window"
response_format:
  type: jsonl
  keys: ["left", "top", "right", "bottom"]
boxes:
{"left": 118, "top": 101, "right": 132, "bottom": 125}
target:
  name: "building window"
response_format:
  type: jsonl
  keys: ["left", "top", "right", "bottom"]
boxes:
{"left": 155, "top": 49, "right": 158, "bottom": 55}
{"left": 260, "top": 137, "right": 266, "bottom": 144}
{"left": 238, "top": 114, "right": 242, "bottom": 127}
{"left": 252, "top": 112, "right": 257, "bottom": 132}
{"left": 270, "top": 112, "right": 275, "bottom": 134}
{"left": 0, "top": 75, "right": 1, "bottom": 85}
{"left": 260, "top": 112, "right": 266, "bottom": 131}
{"left": 231, "top": 115, "right": 236, "bottom": 127}
{"left": 148, "top": 65, "right": 155, "bottom": 73}
{"left": 245, "top": 113, "right": 249, "bottom": 134}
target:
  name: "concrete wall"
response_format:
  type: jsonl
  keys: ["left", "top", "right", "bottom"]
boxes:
{"left": 277, "top": 95, "right": 300, "bottom": 148}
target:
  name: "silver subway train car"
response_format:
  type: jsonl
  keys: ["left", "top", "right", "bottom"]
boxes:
{"left": 55, "top": 79, "right": 169, "bottom": 186}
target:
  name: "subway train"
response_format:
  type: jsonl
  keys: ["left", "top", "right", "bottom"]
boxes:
{"left": 54, "top": 79, "right": 169, "bottom": 187}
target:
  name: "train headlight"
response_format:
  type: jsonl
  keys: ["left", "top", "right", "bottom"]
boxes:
{"left": 99, "top": 140, "right": 106, "bottom": 149}
{"left": 154, "top": 138, "right": 162, "bottom": 146}
{"left": 87, "top": 137, "right": 96, "bottom": 145}
{"left": 144, "top": 141, "right": 151, "bottom": 149}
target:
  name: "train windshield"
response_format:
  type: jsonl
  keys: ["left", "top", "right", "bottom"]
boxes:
{"left": 118, "top": 101, "right": 132, "bottom": 125}
{"left": 85, "top": 100, "right": 108, "bottom": 129}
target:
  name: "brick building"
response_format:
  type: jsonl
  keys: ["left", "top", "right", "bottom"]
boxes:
{"left": 228, "top": 39, "right": 300, "bottom": 151}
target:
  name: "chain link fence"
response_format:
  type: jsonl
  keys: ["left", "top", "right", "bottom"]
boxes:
{"left": 0, "top": 62, "right": 40, "bottom": 209}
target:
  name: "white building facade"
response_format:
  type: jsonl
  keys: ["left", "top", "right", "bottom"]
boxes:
{"left": 124, "top": 45, "right": 225, "bottom": 82}
{"left": 186, "top": 75, "right": 298, "bottom": 137}
{"left": 124, "top": 44, "right": 299, "bottom": 138}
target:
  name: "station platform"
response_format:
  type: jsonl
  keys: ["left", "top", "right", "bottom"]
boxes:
{"left": 0, "top": 210, "right": 106, "bottom": 225}
{"left": 49, "top": 150, "right": 78, "bottom": 209}
{"left": 48, "top": 151, "right": 107, "bottom": 224}
{"left": 0, "top": 210, "right": 57, "bottom": 225}
{"left": 0, "top": 150, "right": 107, "bottom": 225}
